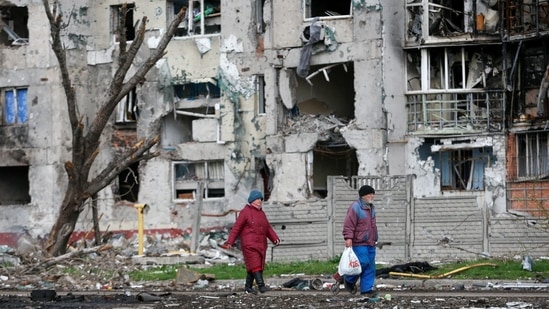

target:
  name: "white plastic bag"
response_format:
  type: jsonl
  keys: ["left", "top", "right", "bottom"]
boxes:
{"left": 338, "top": 247, "right": 362, "bottom": 276}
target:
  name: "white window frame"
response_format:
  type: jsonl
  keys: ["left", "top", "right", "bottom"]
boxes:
{"left": 406, "top": 48, "right": 469, "bottom": 93}
{"left": 516, "top": 132, "right": 549, "bottom": 180}
{"left": 172, "top": 160, "right": 225, "bottom": 201}
{"left": 2, "top": 87, "right": 28, "bottom": 125}
{"left": 115, "top": 87, "right": 138, "bottom": 124}
{"left": 405, "top": 47, "right": 505, "bottom": 133}
{"left": 168, "top": 0, "right": 221, "bottom": 38}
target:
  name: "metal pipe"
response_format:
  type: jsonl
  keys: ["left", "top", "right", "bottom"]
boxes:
{"left": 134, "top": 203, "right": 147, "bottom": 256}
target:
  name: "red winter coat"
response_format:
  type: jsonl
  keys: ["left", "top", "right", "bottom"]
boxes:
{"left": 226, "top": 204, "right": 279, "bottom": 272}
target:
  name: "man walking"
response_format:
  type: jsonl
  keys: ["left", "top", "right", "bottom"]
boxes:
{"left": 342, "top": 185, "right": 378, "bottom": 297}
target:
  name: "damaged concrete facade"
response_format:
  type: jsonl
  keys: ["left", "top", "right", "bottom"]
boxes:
{"left": 0, "top": 0, "right": 548, "bottom": 261}
{"left": 404, "top": 0, "right": 549, "bottom": 216}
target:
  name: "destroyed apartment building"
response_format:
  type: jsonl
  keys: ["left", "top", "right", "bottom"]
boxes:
{"left": 0, "top": 0, "right": 548, "bottom": 263}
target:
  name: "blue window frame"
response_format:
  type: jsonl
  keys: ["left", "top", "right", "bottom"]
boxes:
{"left": 4, "top": 88, "right": 28, "bottom": 124}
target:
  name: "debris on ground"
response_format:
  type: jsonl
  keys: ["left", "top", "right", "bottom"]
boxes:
{"left": 376, "top": 261, "right": 437, "bottom": 278}
{"left": 387, "top": 262, "right": 498, "bottom": 279}
{"left": 522, "top": 255, "right": 534, "bottom": 271}
{"left": 0, "top": 230, "right": 549, "bottom": 309}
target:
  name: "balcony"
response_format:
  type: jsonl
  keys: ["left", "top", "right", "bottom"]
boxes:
{"left": 406, "top": 90, "right": 505, "bottom": 134}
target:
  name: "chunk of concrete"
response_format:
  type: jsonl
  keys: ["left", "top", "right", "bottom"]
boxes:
{"left": 176, "top": 267, "right": 201, "bottom": 285}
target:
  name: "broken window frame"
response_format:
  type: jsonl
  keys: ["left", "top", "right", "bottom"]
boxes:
{"left": 405, "top": 47, "right": 505, "bottom": 133}
{"left": 172, "top": 160, "right": 225, "bottom": 201}
{"left": 2, "top": 87, "right": 28, "bottom": 125}
{"left": 302, "top": 0, "right": 352, "bottom": 21}
{"left": 440, "top": 149, "right": 474, "bottom": 191}
{"left": 515, "top": 131, "right": 549, "bottom": 180}
{"left": 408, "top": 47, "right": 478, "bottom": 92}
{"left": 168, "top": 0, "right": 221, "bottom": 38}
{"left": 430, "top": 142, "right": 493, "bottom": 191}
{"left": 1, "top": 24, "right": 28, "bottom": 46}
{"left": 405, "top": 1, "right": 466, "bottom": 41}
{"left": 405, "top": 1, "right": 499, "bottom": 43}
{"left": 174, "top": 105, "right": 221, "bottom": 143}
{"left": 115, "top": 87, "right": 138, "bottom": 125}
{"left": 110, "top": 3, "right": 136, "bottom": 43}
{"left": 173, "top": 79, "right": 222, "bottom": 143}
{"left": 0, "top": 6, "right": 29, "bottom": 46}
{"left": 503, "top": 1, "right": 549, "bottom": 38}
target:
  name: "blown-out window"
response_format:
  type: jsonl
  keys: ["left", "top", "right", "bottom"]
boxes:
{"left": 0, "top": 6, "right": 29, "bottom": 46}
{"left": 420, "top": 139, "right": 494, "bottom": 191}
{"left": 111, "top": 3, "right": 135, "bottom": 42}
{"left": 303, "top": 0, "right": 351, "bottom": 20}
{"left": 405, "top": 46, "right": 505, "bottom": 133}
{"left": 0, "top": 166, "right": 30, "bottom": 204}
{"left": 438, "top": 148, "right": 492, "bottom": 191}
{"left": 174, "top": 81, "right": 221, "bottom": 100}
{"left": 118, "top": 163, "right": 139, "bottom": 202}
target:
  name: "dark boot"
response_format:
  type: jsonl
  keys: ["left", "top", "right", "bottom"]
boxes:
{"left": 343, "top": 277, "right": 357, "bottom": 294}
{"left": 253, "top": 271, "right": 271, "bottom": 293}
{"left": 244, "top": 272, "right": 257, "bottom": 294}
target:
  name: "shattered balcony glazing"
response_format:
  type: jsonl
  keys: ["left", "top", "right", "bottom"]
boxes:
{"left": 406, "top": 0, "right": 549, "bottom": 46}
{"left": 405, "top": 0, "right": 500, "bottom": 47}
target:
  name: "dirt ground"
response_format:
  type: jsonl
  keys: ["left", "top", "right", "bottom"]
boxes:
{"left": 0, "top": 288, "right": 547, "bottom": 308}
{"left": 1, "top": 246, "right": 548, "bottom": 308}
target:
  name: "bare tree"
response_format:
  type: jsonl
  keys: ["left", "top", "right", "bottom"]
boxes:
{"left": 42, "top": 0, "right": 186, "bottom": 256}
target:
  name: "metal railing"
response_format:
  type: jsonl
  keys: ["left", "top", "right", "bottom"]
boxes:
{"left": 406, "top": 90, "right": 505, "bottom": 133}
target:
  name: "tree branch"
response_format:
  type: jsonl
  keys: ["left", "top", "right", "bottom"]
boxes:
{"left": 87, "top": 136, "right": 160, "bottom": 196}
{"left": 26, "top": 244, "right": 113, "bottom": 273}
{"left": 117, "top": 4, "right": 129, "bottom": 61}
{"left": 42, "top": 0, "right": 79, "bottom": 133}
{"left": 86, "top": 8, "right": 187, "bottom": 148}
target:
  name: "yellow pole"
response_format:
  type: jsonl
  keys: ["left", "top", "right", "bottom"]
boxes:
{"left": 134, "top": 204, "right": 146, "bottom": 256}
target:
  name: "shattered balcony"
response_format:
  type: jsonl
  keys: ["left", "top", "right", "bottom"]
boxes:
{"left": 406, "top": 0, "right": 549, "bottom": 47}
{"left": 405, "top": 0, "right": 501, "bottom": 47}
{"left": 503, "top": 0, "right": 549, "bottom": 41}
{"left": 406, "top": 90, "right": 505, "bottom": 134}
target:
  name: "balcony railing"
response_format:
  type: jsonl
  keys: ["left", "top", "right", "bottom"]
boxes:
{"left": 406, "top": 90, "right": 505, "bottom": 134}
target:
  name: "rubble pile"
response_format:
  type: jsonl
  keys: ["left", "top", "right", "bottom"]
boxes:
{"left": 0, "top": 231, "right": 240, "bottom": 292}
{"left": 281, "top": 114, "right": 348, "bottom": 137}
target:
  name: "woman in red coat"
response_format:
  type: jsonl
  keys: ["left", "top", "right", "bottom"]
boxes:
{"left": 222, "top": 190, "right": 280, "bottom": 294}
